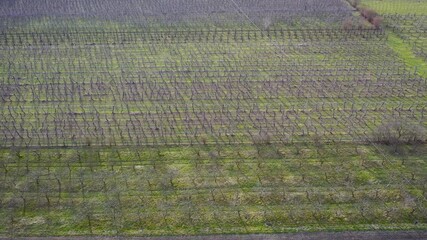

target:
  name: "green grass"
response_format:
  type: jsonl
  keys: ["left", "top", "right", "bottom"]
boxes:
{"left": 1, "top": 18, "right": 424, "bottom": 147}
{"left": 1, "top": 10, "right": 427, "bottom": 237}
{"left": 362, "top": 0, "right": 427, "bottom": 15}
{"left": 387, "top": 32, "right": 427, "bottom": 78}
{"left": 0, "top": 143, "right": 426, "bottom": 236}
{"left": 360, "top": 0, "right": 427, "bottom": 78}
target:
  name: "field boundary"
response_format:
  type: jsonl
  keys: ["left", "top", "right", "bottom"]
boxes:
{"left": 4, "top": 230, "right": 427, "bottom": 240}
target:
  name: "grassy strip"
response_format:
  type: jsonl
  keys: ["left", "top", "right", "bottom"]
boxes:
{"left": 387, "top": 32, "right": 427, "bottom": 78}
{"left": 362, "top": 0, "right": 427, "bottom": 15}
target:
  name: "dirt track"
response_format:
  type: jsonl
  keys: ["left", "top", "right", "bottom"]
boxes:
{"left": 4, "top": 231, "right": 427, "bottom": 240}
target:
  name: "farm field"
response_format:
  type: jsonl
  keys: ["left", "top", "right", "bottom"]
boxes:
{"left": 0, "top": 0, "right": 426, "bottom": 238}
{"left": 362, "top": 0, "right": 427, "bottom": 14}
